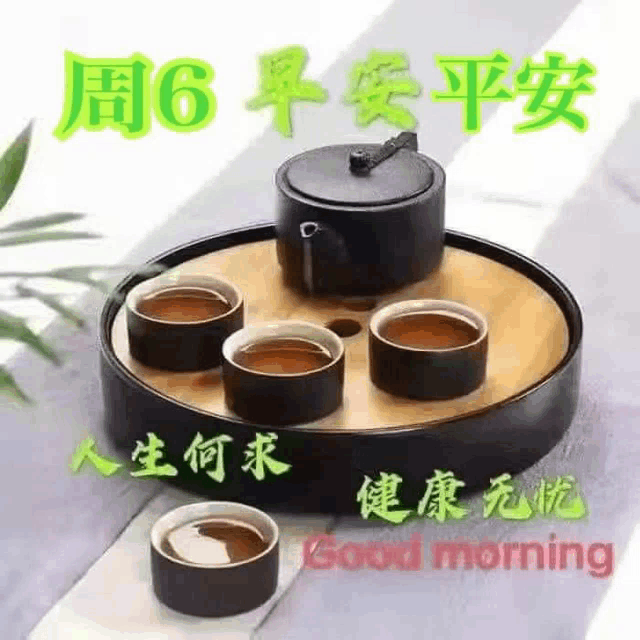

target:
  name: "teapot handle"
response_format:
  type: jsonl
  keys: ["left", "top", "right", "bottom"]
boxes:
{"left": 349, "top": 131, "right": 418, "bottom": 175}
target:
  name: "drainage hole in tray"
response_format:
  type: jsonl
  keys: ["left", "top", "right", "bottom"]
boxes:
{"left": 326, "top": 318, "right": 362, "bottom": 338}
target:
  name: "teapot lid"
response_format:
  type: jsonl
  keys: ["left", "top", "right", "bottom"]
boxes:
{"left": 283, "top": 132, "right": 434, "bottom": 207}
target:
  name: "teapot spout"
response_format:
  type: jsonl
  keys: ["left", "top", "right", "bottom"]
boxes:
{"left": 300, "top": 221, "right": 321, "bottom": 240}
{"left": 299, "top": 221, "right": 350, "bottom": 294}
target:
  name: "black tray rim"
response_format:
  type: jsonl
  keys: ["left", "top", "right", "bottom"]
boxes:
{"left": 98, "top": 223, "right": 583, "bottom": 436}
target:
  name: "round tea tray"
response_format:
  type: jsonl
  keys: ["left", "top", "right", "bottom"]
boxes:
{"left": 99, "top": 224, "right": 582, "bottom": 514}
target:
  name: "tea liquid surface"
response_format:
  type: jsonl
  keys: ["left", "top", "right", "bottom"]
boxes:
{"left": 137, "top": 287, "right": 231, "bottom": 323}
{"left": 380, "top": 311, "right": 480, "bottom": 349}
{"left": 234, "top": 337, "right": 333, "bottom": 374}
{"left": 161, "top": 517, "right": 268, "bottom": 566}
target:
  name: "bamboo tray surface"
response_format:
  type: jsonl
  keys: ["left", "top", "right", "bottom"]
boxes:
{"left": 110, "top": 238, "right": 569, "bottom": 431}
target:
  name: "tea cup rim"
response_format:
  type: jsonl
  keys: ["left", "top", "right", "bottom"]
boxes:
{"left": 222, "top": 320, "right": 344, "bottom": 378}
{"left": 369, "top": 299, "right": 488, "bottom": 352}
{"left": 150, "top": 501, "right": 279, "bottom": 569}
{"left": 125, "top": 273, "right": 243, "bottom": 326}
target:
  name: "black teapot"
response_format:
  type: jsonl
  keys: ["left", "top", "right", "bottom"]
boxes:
{"left": 275, "top": 132, "right": 446, "bottom": 296}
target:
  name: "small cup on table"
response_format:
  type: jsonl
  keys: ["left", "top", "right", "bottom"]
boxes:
{"left": 150, "top": 501, "right": 279, "bottom": 617}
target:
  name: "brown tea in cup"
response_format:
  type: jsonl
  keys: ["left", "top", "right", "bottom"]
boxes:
{"left": 136, "top": 287, "right": 232, "bottom": 323}
{"left": 222, "top": 321, "right": 345, "bottom": 424}
{"left": 379, "top": 311, "right": 480, "bottom": 350}
{"left": 150, "top": 501, "right": 279, "bottom": 617}
{"left": 126, "top": 274, "right": 244, "bottom": 371}
{"left": 232, "top": 337, "right": 334, "bottom": 374}
{"left": 161, "top": 517, "right": 268, "bottom": 566}
{"left": 369, "top": 300, "right": 488, "bottom": 400}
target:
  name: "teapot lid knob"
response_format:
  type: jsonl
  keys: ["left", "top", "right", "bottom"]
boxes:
{"left": 348, "top": 149, "right": 371, "bottom": 173}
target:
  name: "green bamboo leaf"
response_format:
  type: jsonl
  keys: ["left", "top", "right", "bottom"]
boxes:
{"left": 43, "top": 266, "right": 112, "bottom": 292}
{"left": 0, "top": 310, "right": 62, "bottom": 365}
{"left": 15, "top": 283, "right": 86, "bottom": 329}
{"left": 48, "top": 263, "right": 165, "bottom": 289}
{"left": 0, "top": 213, "right": 85, "bottom": 233}
{"left": 0, "top": 120, "right": 33, "bottom": 212}
{"left": 63, "top": 263, "right": 165, "bottom": 275}
{"left": 0, "top": 365, "right": 31, "bottom": 404}
{"left": 0, "top": 230, "right": 101, "bottom": 248}
{"left": 0, "top": 263, "right": 165, "bottom": 294}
